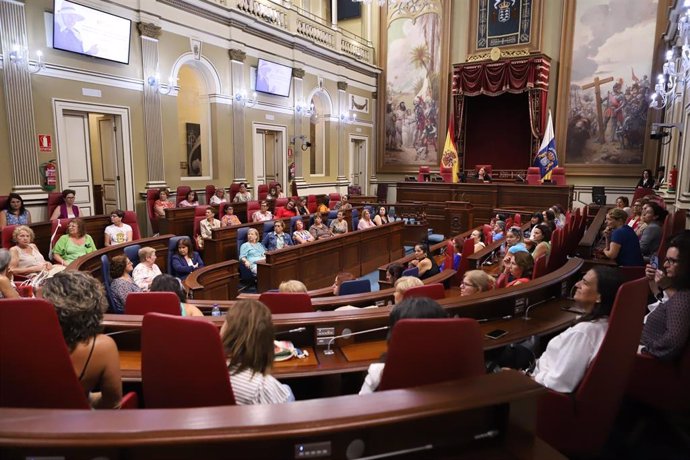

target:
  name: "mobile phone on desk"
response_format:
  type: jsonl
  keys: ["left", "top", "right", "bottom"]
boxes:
{"left": 485, "top": 329, "right": 508, "bottom": 340}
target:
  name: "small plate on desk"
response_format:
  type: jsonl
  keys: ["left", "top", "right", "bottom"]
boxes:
{"left": 274, "top": 352, "right": 293, "bottom": 362}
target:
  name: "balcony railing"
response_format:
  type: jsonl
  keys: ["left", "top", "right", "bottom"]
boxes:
{"left": 213, "top": 0, "right": 374, "bottom": 65}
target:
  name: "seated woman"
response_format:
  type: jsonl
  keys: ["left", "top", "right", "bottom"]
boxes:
{"left": 392, "top": 276, "right": 424, "bottom": 304}
{"left": 41, "top": 271, "right": 123, "bottom": 408}
{"left": 460, "top": 269, "right": 495, "bottom": 296}
{"left": 50, "top": 189, "right": 79, "bottom": 220}
{"left": 0, "top": 249, "right": 19, "bottom": 299}
{"left": 279, "top": 280, "right": 307, "bottom": 293}
{"left": 209, "top": 187, "right": 227, "bottom": 205}
{"left": 334, "top": 194, "right": 352, "bottom": 211}
{"left": 528, "top": 266, "right": 623, "bottom": 392}
{"left": 475, "top": 167, "right": 491, "bottom": 182}
{"left": 104, "top": 209, "right": 133, "bottom": 246}
{"left": 409, "top": 243, "right": 440, "bottom": 280}
{"left": 153, "top": 188, "right": 174, "bottom": 218}
{"left": 526, "top": 212, "right": 544, "bottom": 239}
{"left": 275, "top": 183, "right": 286, "bottom": 199}
{"left": 132, "top": 246, "right": 162, "bottom": 291}
{"left": 627, "top": 199, "right": 646, "bottom": 236}
{"left": 0, "top": 193, "right": 31, "bottom": 229}
{"left": 294, "top": 197, "right": 309, "bottom": 216}
{"left": 504, "top": 226, "right": 527, "bottom": 254}
{"left": 385, "top": 263, "right": 404, "bottom": 286}
{"left": 639, "top": 202, "right": 668, "bottom": 260}
{"left": 200, "top": 207, "right": 221, "bottom": 240}
{"left": 239, "top": 228, "right": 266, "bottom": 275}
{"left": 358, "top": 209, "right": 376, "bottom": 230}
{"left": 262, "top": 220, "right": 294, "bottom": 251}
{"left": 8, "top": 225, "right": 58, "bottom": 278}
{"left": 469, "top": 229, "right": 486, "bottom": 253}
{"left": 109, "top": 255, "right": 140, "bottom": 314}
{"left": 221, "top": 299, "right": 294, "bottom": 404}
{"left": 332, "top": 272, "right": 355, "bottom": 295}
{"left": 52, "top": 218, "right": 96, "bottom": 266}
{"left": 373, "top": 206, "right": 390, "bottom": 226}
{"left": 292, "top": 219, "right": 314, "bottom": 244}
{"left": 252, "top": 201, "right": 273, "bottom": 222}
{"left": 221, "top": 205, "right": 241, "bottom": 227}
{"left": 330, "top": 211, "right": 349, "bottom": 235}
{"left": 150, "top": 274, "right": 203, "bottom": 317}
{"left": 505, "top": 251, "right": 534, "bottom": 287}
{"left": 232, "top": 182, "right": 252, "bottom": 203}
{"left": 492, "top": 221, "right": 506, "bottom": 242}
{"left": 551, "top": 204, "right": 566, "bottom": 228}
{"left": 170, "top": 237, "right": 204, "bottom": 281}
{"left": 359, "top": 297, "right": 447, "bottom": 394}
{"left": 266, "top": 185, "right": 279, "bottom": 202}
{"left": 615, "top": 196, "right": 631, "bottom": 217}
{"left": 274, "top": 200, "right": 297, "bottom": 219}
{"left": 179, "top": 190, "right": 199, "bottom": 207}
{"left": 640, "top": 230, "right": 690, "bottom": 361}
{"left": 528, "top": 224, "right": 552, "bottom": 262}
{"left": 309, "top": 213, "right": 333, "bottom": 240}
{"left": 542, "top": 209, "right": 558, "bottom": 233}
{"left": 637, "top": 168, "right": 655, "bottom": 189}
{"left": 602, "top": 208, "right": 644, "bottom": 266}
{"left": 316, "top": 196, "right": 329, "bottom": 214}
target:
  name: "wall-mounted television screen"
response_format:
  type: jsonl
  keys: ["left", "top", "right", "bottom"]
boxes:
{"left": 255, "top": 58, "right": 292, "bottom": 97}
{"left": 53, "top": 0, "right": 131, "bottom": 64}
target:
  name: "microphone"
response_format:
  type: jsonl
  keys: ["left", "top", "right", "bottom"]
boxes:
{"left": 323, "top": 325, "right": 389, "bottom": 355}
{"left": 516, "top": 175, "right": 525, "bottom": 183}
{"left": 48, "top": 220, "right": 63, "bottom": 260}
{"left": 275, "top": 326, "right": 307, "bottom": 336}
{"left": 522, "top": 296, "right": 555, "bottom": 320}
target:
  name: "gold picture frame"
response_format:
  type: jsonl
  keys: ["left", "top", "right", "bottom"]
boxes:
{"left": 376, "top": 0, "right": 451, "bottom": 174}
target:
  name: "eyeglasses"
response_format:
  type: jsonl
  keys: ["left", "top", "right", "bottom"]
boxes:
{"left": 664, "top": 257, "right": 680, "bottom": 265}
{"left": 66, "top": 195, "right": 75, "bottom": 199}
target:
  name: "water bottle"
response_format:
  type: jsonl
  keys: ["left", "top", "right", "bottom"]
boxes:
{"left": 211, "top": 304, "right": 221, "bottom": 317}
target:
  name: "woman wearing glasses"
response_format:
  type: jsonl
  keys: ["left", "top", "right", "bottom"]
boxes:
{"left": 460, "top": 270, "right": 495, "bottom": 296}
{"left": 640, "top": 231, "right": 690, "bottom": 361}
{"left": 50, "top": 189, "right": 79, "bottom": 220}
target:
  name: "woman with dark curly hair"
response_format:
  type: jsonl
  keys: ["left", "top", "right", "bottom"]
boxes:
{"left": 109, "top": 255, "right": 140, "bottom": 314}
{"left": 41, "top": 271, "right": 123, "bottom": 408}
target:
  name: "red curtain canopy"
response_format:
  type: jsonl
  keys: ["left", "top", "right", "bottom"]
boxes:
{"left": 452, "top": 55, "right": 550, "bottom": 97}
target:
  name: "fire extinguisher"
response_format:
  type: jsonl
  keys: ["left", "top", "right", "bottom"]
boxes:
{"left": 40, "top": 160, "right": 57, "bottom": 191}
{"left": 669, "top": 165, "right": 678, "bottom": 192}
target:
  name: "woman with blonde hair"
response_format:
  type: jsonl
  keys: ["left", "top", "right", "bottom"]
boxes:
{"left": 279, "top": 279, "right": 307, "bottom": 293}
{"left": 221, "top": 299, "right": 294, "bottom": 404}
{"left": 460, "top": 270, "right": 495, "bottom": 296}
{"left": 9, "top": 225, "right": 57, "bottom": 278}
{"left": 393, "top": 276, "right": 424, "bottom": 304}
{"left": 132, "top": 246, "right": 162, "bottom": 290}
{"left": 239, "top": 228, "right": 266, "bottom": 275}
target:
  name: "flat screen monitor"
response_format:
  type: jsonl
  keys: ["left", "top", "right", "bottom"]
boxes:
{"left": 53, "top": 0, "right": 131, "bottom": 64}
{"left": 255, "top": 58, "right": 292, "bottom": 97}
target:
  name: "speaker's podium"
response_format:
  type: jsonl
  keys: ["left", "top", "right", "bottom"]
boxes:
{"left": 446, "top": 201, "right": 474, "bottom": 235}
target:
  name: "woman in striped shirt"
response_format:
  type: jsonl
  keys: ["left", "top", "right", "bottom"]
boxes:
{"left": 220, "top": 299, "right": 294, "bottom": 405}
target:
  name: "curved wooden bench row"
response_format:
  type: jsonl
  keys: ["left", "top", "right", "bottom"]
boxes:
{"left": 0, "top": 371, "right": 561, "bottom": 459}
{"left": 103, "top": 259, "right": 583, "bottom": 382}
{"left": 577, "top": 205, "right": 610, "bottom": 259}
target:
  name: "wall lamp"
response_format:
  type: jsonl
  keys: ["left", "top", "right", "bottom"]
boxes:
{"left": 295, "top": 101, "right": 314, "bottom": 117}
{"left": 234, "top": 90, "right": 257, "bottom": 108}
{"left": 291, "top": 134, "right": 312, "bottom": 151}
{"left": 147, "top": 73, "right": 176, "bottom": 95}
{"left": 339, "top": 111, "right": 356, "bottom": 124}
{"left": 8, "top": 45, "right": 44, "bottom": 74}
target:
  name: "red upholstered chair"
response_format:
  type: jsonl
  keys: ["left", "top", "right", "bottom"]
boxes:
{"left": 672, "top": 208, "right": 687, "bottom": 235}
{"left": 474, "top": 164, "right": 493, "bottom": 176}
{"left": 632, "top": 187, "right": 655, "bottom": 203}
{"left": 505, "top": 217, "right": 513, "bottom": 229}
{"left": 417, "top": 166, "right": 431, "bottom": 182}
{"left": 618, "top": 266, "right": 645, "bottom": 283}
{"left": 656, "top": 214, "right": 673, "bottom": 266}
{"left": 532, "top": 255, "right": 547, "bottom": 279}
{"left": 526, "top": 167, "right": 542, "bottom": 185}
{"left": 402, "top": 283, "right": 445, "bottom": 301}
{"left": 377, "top": 318, "right": 484, "bottom": 391}
{"left": 47, "top": 191, "right": 64, "bottom": 220}
{"left": 204, "top": 185, "right": 216, "bottom": 204}
{"left": 175, "top": 186, "right": 192, "bottom": 206}
{"left": 193, "top": 216, "right": 205, "bottom": 251}
{"left": 275, "top": 197, "right": 289, "bottom": 209}
{"left": 482, "top": 224, "right": 493, "bottom": 246}
{"left": 0, "top": 195, "right": 7, "bottom": 212}
{"left": 258, "top": 292, "right": 313, "bottom": 314}
{"left": 194, "top": 205, "right": 210, "bottom": 216}
{"left": 245, "top": 200, "right": 260, "bottom": 221}
{"left": 125, "top": 292, "right": 181, "bottom": 316}
{"left": 550, "top": 167, "right": 566, "bottom": 185}
{"left": 49, "top": 219, "right": 71, "bottom": 256}
{"left": 307, "top": 195, "right": 318, "bottom": 213}
{"left": 0, "top": 298, "right": 137, "bottom": 409}
{"left": 122, "top": 211, "right": 141, "bottom": 240}
{"left": 146, "top": 189, "right": 160, "bottom": 234}
{"left": 141, "top": 313, "right": 235, "bottom": 408}
{"left": 456, "top": 237, "right": 475, "bottom": 282}
{"left": 513, "top": 213, "right": 522, "bottom": 226}
{"left": 229, "top": 183, "right": 241, "bottom": 202}
{"left": 495, "top": 272, "right": 509, "bottom": 289}
{"left": 439, "top": 166, "right": 452, "bottom": 183}
{"left": 536, "top": 278, "right": 648, "bottom": 457}
{"left": 1, "top": 225, "right": 16, "bottom": 250}
{"left": 257, "top": 184, "right": 269, "bottom": 201}
{"left": 328, "top": 193, "right": 341, "bottom": 210}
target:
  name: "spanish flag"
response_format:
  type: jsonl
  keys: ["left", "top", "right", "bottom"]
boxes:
{"left": 441, "top": 106, "right": 460, "bottom": 183}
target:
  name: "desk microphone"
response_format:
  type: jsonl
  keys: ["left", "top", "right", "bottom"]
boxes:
{"left": 516, "top": 175, "right": 525, "bottom": 183}
{"left": 275, "top": 326, "right": 307, "bottom": 336}
{"left": 324, "top": 325, "right": 389, "bottom": 355}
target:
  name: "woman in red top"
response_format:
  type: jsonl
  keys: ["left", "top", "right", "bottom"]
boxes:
{"left": 505, "top": 251, "right": 534, "bottom": 287}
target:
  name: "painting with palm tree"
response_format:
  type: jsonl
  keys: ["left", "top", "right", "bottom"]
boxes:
{"left": 382, "top": 0, "right": 445, "bottom": 168}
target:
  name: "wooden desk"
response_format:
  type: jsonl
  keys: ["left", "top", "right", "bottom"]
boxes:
{"left": 185, "top": 260, "right": 240, "bottom": 300}
{"left": 577, "top": 205, "right": 610, "bottom": 259}
{"left": 257, "top": 221, "right": 404, "bottom": 292}
{"left": 0, "top": 371, "right": 564, "bottom": 459}
{"left": 396, "top": 182, "right": 573, "bottom": 236}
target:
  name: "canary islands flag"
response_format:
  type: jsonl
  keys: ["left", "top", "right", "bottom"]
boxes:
{"left": 534, "top": 110, "right": 558, "bottom": 181}
{"left": 441, "top": 106, "right": 460, "bottom": 183}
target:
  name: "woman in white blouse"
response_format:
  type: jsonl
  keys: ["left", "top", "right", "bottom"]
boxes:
{"left": 132, "top": 246, "right": 162, "bottom": 291}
